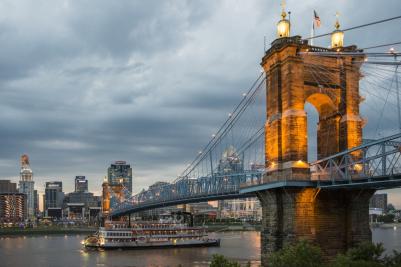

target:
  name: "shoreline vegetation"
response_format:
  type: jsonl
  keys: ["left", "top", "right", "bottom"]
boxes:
{"left": 210, "top": 241, "right": 401, "bottom": 267}
{"left": 1, "top": 222, "right": 399, "bottom": 236}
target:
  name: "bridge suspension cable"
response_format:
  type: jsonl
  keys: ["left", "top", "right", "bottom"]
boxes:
{"left": 299, "top": 51, "right": 401, "bottom": 140}
{"left": 305, "top": 15, "right": 401, "bottom": 40}
{"left": 362, "top": 41, "right": 401, "bottom": 51}
{"left": 178, "top": 73, "right": 266, "bottom": 179}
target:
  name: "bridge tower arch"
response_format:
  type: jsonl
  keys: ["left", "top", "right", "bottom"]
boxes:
{"left": 305, "top": 92, "right": 337, "bottom": 161}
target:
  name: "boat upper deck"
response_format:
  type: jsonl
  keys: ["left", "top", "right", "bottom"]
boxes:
{"left": 103, "top": 221, "right": 205, "bottom": 231}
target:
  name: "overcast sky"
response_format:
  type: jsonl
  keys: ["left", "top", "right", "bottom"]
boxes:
{"left": 0, "top": 0, "right": 401, "bottom": 206}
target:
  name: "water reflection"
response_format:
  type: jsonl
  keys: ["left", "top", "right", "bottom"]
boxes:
{"left": 0, "top": 229, "right": 399, "bottom": 267}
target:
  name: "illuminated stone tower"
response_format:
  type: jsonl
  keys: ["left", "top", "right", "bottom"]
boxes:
{"left": 263, "top": 11, "right": 363, "bottom": 182}
{"left": 102, "top": 177, "right": 110, "bottom": 217}
{"left": 18, "top": 154, "right": 35, "bottom": 219}
{"left": 257, "top": 7, "right": 373, "bottom": 265}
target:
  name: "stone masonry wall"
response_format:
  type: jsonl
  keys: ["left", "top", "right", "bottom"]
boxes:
{"left": 258, "top": 188, "right": 375, "bottom": 266}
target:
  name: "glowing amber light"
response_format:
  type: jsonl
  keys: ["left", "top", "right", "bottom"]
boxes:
{"left": 277, "top": 0, "right": 290, "bottom": 38}
{"left": 270, "top": 161, "right": 276, "bottom": 167}
{"left": 331, "top": 13, "right": 344, "bottom": 48}
{"left": 354, "top": 164, "right": 363, "bottom": 172}
{"left": 277, "top": 17, "right": 290, "bottom": 38}
{"left": 331, "top": 30, "right": 344, "bottom": 48}
{"left": 295, "top": 160, "right": 309, "bottom": 168}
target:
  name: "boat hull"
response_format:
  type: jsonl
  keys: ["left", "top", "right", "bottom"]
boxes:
{"left": 85, "top": 239, "right": 220, "bottom": 249}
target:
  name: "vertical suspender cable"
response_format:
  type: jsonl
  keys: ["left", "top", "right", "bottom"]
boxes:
{"left": 396, "top": 62, "right": 400, "bottom": 130}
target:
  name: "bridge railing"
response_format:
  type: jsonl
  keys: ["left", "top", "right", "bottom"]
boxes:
{"left": 310, "top": 133, "right": 401, "bottom": 184}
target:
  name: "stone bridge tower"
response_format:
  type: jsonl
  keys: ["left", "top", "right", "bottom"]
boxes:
{"left": 263, "top": 15, "right": 364, "bottom": 181}
{"left": 258, "top": 7, "right": 374, "bottom": 266}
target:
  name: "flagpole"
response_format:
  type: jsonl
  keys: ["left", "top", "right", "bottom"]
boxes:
{"left": 311, "top": 17, "right": 314, "bottom": 46}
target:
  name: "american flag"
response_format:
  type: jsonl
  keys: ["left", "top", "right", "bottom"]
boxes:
{"left": 314, "top": 10, "right": 321, "bottom": 28}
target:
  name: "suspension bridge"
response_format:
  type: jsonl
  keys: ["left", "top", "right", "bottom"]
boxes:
{"left": 110, "top": 48, "right": 401, "bottom": 217}
{"left": 103, "top": 9, "right": 401, "bottom": 264}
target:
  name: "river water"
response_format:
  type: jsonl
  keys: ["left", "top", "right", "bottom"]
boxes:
{"left": 0, "top": 228, "right": 400, "bottom": 267}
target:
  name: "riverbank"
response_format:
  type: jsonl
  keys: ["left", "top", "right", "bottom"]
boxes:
{"left": 206, "top": 222, "right": 401, "bottom": 231}
{"left": 203, "top": 224, "right": 261, "bottom": 232}
{"left": 4, "top": 222, "right": 393, "bottom": 236}
{"left": 0, "top": 227, "right": 97, "bottom": 236}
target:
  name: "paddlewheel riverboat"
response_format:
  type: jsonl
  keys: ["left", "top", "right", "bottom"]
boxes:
{"left": 82, "top": 220, "right": 220, "bottom": 249}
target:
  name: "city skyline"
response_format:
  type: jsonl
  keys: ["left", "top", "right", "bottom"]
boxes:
{"left": 0, "top": 0, "right": 401, "bottom": 206}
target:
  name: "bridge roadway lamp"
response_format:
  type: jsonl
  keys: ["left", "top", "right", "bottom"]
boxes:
{"left": 331, "top": 14, "right": 344, "bottom": 48}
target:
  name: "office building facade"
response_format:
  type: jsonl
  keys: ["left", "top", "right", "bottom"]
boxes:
{"left": 34, "top": 190, "right": 39, "bottom": 216}
{"left": 0, "top": 180, "right": 18, "bottom": 193}
{"left": 0, "top": 193, "right": 26, "bottom": 223}
{"left": 0, "top": 180, "right": 17, "bottom": 193}
{"left": 107, "top": 161, "right": 132, "bottom": 194}
{"left": 63, "top": 192, "right": 101, "bottom": 221}
{"left": 44, "top": 181, "right": 64, "bottom": 216}
{"left": 75, "top": 176, "right": 88, "bottom": 192}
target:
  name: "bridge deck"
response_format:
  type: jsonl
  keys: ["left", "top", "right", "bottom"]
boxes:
{"left": 240, "top": 175, "right": 401, "bottom": 194}
{"left": 110, "top": 132, "right": 401, "bottom": 217}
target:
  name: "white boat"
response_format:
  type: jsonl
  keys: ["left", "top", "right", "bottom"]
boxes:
{"left": 82, "top": 220, "right": 220, "bottom": 249}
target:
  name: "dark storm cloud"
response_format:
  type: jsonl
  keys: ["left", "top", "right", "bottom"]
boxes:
{"left": 0, "top": 0, "right": 401, "bottom": 206}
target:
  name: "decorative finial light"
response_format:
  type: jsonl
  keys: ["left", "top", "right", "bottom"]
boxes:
{"left": 331, "top": 12, "right": 344, "bottom": 48}
{"left": 277, "top": 0, "right": 290, "bottom": 38}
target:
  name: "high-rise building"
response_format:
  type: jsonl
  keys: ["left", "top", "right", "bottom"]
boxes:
{"left": 0, "top": 193, "right": 26, "bottom": 223}
{"left": 44, "top": 181, "right": 64, "bottom": 216}
{"left": 0, "top": 180, "right": 24, "bottom": 224}
{"left": 0, "top": 180, "right": 17, "bottom": 193}
{"left": 107, "top": 161, "right": 132, "bottom": 194}
{"left": 33, "top": 190, "right": 39, "bottom": 216}
{"left": 18, "top": 154, "right": 35, "bottom": 219}
{"left": 75, "top": 176, "right": 88, "bottom": 192}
